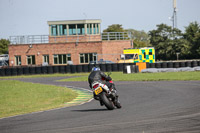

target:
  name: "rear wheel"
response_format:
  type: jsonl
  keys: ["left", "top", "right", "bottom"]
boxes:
{"left": 100, "top": 92, "right": 114, "bottom": 110}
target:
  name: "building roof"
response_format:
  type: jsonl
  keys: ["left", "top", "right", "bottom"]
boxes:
{"left": 47, "top": 19, "right": 102, "bottom": 25}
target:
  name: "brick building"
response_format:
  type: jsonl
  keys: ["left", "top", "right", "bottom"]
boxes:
{"left": 8, "top": 19, "right": 132, "bottom": 66}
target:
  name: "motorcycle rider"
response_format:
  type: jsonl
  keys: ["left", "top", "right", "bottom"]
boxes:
{"left": 88, "top": 66, "right": 119, "bottom": 105}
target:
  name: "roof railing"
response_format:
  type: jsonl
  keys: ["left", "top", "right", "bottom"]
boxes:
{"left": 9, "top": 32, "right": 132, "bottom": 45}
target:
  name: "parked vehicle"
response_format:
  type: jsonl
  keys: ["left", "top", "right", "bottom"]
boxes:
{"left": 0, "top": 54, "right": 9, "bottom": 61}
{"left": 0, "top": 61, "right": 8, "bottom": 68}
{"left": 118, "top": 47, "right": 155, "bottom": 63}
{"left": 89, "top": 60, "right": 114, "bottom": 64}
{"left": 0, "top": 54, "right": 9, "bottom": 68}
{"left": 98, "top": 60, "right": 114, "bottom": 64}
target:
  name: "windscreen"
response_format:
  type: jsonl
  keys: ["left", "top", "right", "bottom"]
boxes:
{"left": 125, "top": 54, "right": 138, "bottom": 59}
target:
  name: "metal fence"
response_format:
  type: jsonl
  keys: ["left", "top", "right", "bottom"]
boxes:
{"left": 9, "top": 32, "right": 132, "bottom": 45}
{"left": 101, "top": 32, "right": 131, "bottom": 40}
{"left": 9, "top": 35, "right": 49, "bottom": 44}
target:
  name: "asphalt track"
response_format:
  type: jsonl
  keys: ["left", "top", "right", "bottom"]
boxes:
{"left": 0, "top": 77, "right": 200, "bottom": 133}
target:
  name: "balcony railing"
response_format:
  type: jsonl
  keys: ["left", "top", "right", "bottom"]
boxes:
{"left": 9, "top": 35, "right": 49, "bottom": 44}
{"left": 101, "top": 32, "right": 131, "bottom": 40}
{"left": 9, "top": 32, "right": 132, "bottom": 45}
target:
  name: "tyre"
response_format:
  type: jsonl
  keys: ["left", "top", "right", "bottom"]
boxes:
{"left": 162, "top": 62, "right": 167, "bottom": 68}
{"left": 167, "top": 62, "right": 173, "bottom": 68}
{"left": 156, "top": 63, "right": 161, "bottom": 68}
{"left": 174, "top": 62, "right": 179, "bottom": 68}
{"left": 115, "top": 101, "right": 122, "bottom": 109}
{"left": 115, "top": 98, "right": 122, "bottom": 109}
{"left": 100, "top": 92, "right": 114, "bottom": 110}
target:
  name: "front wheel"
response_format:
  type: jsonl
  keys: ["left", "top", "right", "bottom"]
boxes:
{"left": 114, "top": 97, "right": 121, "bottom": 109}
{"left": 100, "top": 92, "right": 115, "bottom": 110}
{"left": 115, "top": 101, "right": 122, "bottom": 109}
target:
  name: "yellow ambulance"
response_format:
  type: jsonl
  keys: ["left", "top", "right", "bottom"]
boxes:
{"left": 118, "top": 47, "right": 155, "bottom": 63}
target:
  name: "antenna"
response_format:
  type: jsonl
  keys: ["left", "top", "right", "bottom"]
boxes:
{"left": 173, "top": 0, "right": 176, "bottom": 9}
{"left": 172, "top": 0, "right": 177, "bottom": 29}
{"left": 83, "top": 13, "right": 87, "bottom": 19}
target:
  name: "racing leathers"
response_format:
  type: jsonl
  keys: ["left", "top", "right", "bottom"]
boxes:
{"left": 88, "top": 70, "right": 113, "bottom": 92}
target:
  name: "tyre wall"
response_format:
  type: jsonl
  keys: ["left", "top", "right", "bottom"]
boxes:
{"left": 0, "top": 61, "right": 200, "bottom": 76}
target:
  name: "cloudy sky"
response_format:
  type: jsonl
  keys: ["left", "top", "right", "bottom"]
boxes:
{"left": 0, "top": 0, "right": 200, "bottom": 39}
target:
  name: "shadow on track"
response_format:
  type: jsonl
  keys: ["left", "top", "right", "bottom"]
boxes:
{"left": 71, "top": 108, "right": 109, "bottom": 112}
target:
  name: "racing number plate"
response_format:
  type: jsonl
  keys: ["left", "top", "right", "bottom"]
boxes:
{"left": 94, "top": 87, "right": 103, "bottom": 95}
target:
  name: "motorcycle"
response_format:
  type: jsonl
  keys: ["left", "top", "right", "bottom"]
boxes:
{"left": 91, "top": 73, "right": 121, "bottom": 110}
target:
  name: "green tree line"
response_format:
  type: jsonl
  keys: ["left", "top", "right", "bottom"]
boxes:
{"left": 103, "top": 22, "right": 200, "bottom": 60}
{"left": 149, "top": 22, "right": 200, "bottom": 60}
{"left": 0, "top": 39, "right": 10, "bottom": 55}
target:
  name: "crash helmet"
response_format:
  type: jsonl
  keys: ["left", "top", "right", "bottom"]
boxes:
{"left": 92, "top": 67, "right": 100, "bottom": 71}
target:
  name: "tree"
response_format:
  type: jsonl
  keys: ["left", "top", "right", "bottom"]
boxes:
{"left": 149, "top": 24, "right": 190, "bottom": 60}
{"left": 183, "top": 21, "right": 200, "bottom": 59}
{"left": 103, "top": 24, "right": 127, "bottom": 40}
{"left": 103, "top": 24, "right": 125, "bottom": 32}
{"left": 0, "top": 39, "right": 10, "bottom": 54}
{"left": 126, "top": 29, "right": 151, "bottom": 48}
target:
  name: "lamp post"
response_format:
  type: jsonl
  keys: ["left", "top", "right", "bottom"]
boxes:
{"left": 176, "top": 52, "right": 180, "bottom": 60}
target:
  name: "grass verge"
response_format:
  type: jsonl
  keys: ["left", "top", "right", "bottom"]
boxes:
{"left": 58, "top": 71, "right": 200, "bottom": 82}
{"left": 0, "top": 80, "right": 78, "bottom": 118}
{"left": 0, "top": 73, "right": 89, "bottom": 79}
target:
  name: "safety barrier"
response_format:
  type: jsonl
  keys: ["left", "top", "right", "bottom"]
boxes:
{"left": 0, "top": 61, "right": 200, "bottom": 76}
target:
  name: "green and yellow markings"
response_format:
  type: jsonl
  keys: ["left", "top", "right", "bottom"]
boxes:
{"left": 65, "top": 89, "right": 93, "bottom": 106}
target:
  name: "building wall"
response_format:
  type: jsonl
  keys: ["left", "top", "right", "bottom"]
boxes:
{"left": 8, "top": 40, "right": 131, "bottom": 66}
{"left": 100, "top": 40, "right": 132, "bottom": 62}
{"left": 9, "top": 41, "right": 103, "bottom": 66}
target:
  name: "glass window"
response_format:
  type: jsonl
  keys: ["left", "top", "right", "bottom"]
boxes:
{"left": 67, "top": 54, "right": 71, "bottom": 61}
{"left": 85, "top": 53, "right": 89, "bottom": 63}
{"left": 27, "top": 55, "right": 35, "bottom": 65}
{"left": 93, "top": 24, "right": 96, "bottom": 34}
{"left": 135, "top": 54, "right": 138, "bottom": 59}
{"left": 93, "top": 53, "right": 97, "bottom": 61}
{"left": 77, "top": 24, "right": 85, "bottom": 35}
{"left": 87, "top": 24, "right": 90, "bottom": 34}
{"left": 63, "top": 55, "right": 66, "bottom": 64}
{"left": 97, "top": 24, "right": 99, "bottom": 34}
{"left": 54, "top": 55, "right": 58, "bottom": 64}
{"left": 51, "top": 25, "right": 57, "bottom": 36}
{"left": 89, "top": 53, "right": 93, "bottom": 62}
{"left": 69, "top": 25, "right": 76, "bottom": 35}
{"left": 64, "top": 29, "right": 67, "bottom": 35}
{"left": 59, "top": 25, "right": 63, "bottom": 35}
{"left": 58, "top": 25, "right": 67, "bottom": 35}
{"left": 125, "top": 54, "right": 134, "bottom": 59}
{"left": 79, "top": 53, "right": 97, "bottom": 64}
{"left": 15, "top": 56, "right": 21, "bottom": 66}
{"left": 80, "top": 54, "right": 84, "bottom": 63}
{"left": 90, "top": 24, "right": 92, "bottom": 34}
{"left": 53, "top": 54, "right": 71, "bottom": 64}
{"left": 87, "top": 24, "right": 92, "bottom": 34}
{"left": 43, "top": 55, "right": 49, "bottom": 64}
{"left": 58, "top": 55, "right": 62, "bottom": 64}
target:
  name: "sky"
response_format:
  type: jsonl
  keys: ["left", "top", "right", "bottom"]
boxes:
{"left": 0, "top": 0, "right": 200, "bottom": 39}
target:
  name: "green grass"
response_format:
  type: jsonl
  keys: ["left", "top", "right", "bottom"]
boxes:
{"left": 0, "top": 73, "right": 89, "bottom": 79}
{"left": 58, "top": 71, "right": 200, "bottom": 82}
{"left": 0, "top": 80, "right": 78, "bottom": 118}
